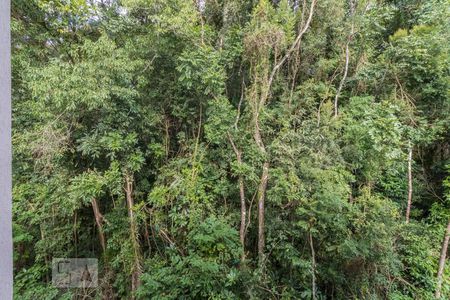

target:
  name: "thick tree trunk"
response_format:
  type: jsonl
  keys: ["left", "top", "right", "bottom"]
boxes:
{"left": 406, "top": 146, "right": 413, "bottom": 223}
{"left": 125, "top": 173, "right": 142, "bottom": 295}
{"left": 91, "top": 198, "right": 106, "bottom": 253}
{"left": 228, "top": 134, "right": 247, "bottom": 261}
{"left": 435, "top": 220, "right": 450, "bottom": 299}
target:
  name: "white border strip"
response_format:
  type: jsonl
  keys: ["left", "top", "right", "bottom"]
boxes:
{"left": 0, "top": 0, "right": 13, "bottom": 298}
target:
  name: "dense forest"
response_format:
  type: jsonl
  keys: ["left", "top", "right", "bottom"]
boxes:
{"left": 11, "top": 0, "right": 450, "bottom": 299}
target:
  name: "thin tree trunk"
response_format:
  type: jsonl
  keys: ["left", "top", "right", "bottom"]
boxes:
{"left": 228, "top": 134, "right": 247, "bottom": 261}
{"left": 249, "top": 0, "right": 316, "bottom": 268}
{"left": 125, "top": 173, "right": 142, "bottom": 295}
{"left": 253, "top": 119, "right": 269, "bottom": 267}
{"left": 334, "top": 0, "right": 356, "bottom": 117}
{"left": 334, "top": 39, "right": 350, "bottom": 117}
{"left": 91, "top": 198, "right": 106, "bottom": 253}
{"left": 164, "top": 116, "right": 170, "bottom": 161}
{"left": 266, "top": 0, "right": 317, "bottom": 91}
{"left": 90, "top": 198, "right": 114, "bottom": 298}
{"left": 257, "top": 161, "right": 269, "bottom": 266}
{"left": 436, "top": 220, "right": 450, "bottom": 299}
{"left": 309, "top": 230, "right": 317, "bottom": 300}
{"left": 406, "top": 146, "right": 413, "bottom": 223}
{"left": 238, "top": 170, "right": 246, "bottom": 257}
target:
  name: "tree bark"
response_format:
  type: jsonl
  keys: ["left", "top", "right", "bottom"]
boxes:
{"left": 436, "top": 220, "right": 450, "bottom": 299}
{"left": 257, "top": 161, "right": 269, "bottom": 266}
{"left": 334, "top": 0, "right": 356, "bottom": 117}
{"left": 91, "top": 198, "right": 106, "bottom": 253}
{"left": 249, "top": 0, "right": 316, "bottom": 267}
{"left": 238, "top": 168, "right": 246, "bottom": 257}
{"left": 125, "top": 173, "right": 142, "bottom": 296}
{"left": 406, "top": 146, "right": 413, "bottom": 223}
{"left": 266, "top": 0, "right": 317, "bottom": 91}
{"left": 253, "top": 118, "right": 269, "bottom": 267}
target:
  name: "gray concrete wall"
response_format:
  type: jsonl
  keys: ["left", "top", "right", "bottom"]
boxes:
{"left": 0, "top": 0, "right": 13, "bottom": 298}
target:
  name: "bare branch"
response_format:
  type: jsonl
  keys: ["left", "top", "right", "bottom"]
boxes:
{"left": 334, "top": 0, "right": 356, "bottom": 117}
{"left": 266, "top": 0, "right": 317, "bottom": 98}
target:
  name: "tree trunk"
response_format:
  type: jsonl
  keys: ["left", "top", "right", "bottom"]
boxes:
{"left": 248, "top": 0, "right": 316, "bottom": 267}
{"left": 255, "top": 155, "right": 268, "bottom": 268}
{"left": 334, "top": 38, "right": 350, "bottom": 117}
{"left": 125, "top": 173, "right": 142, "bottom": 296}
{"left": 309, "top": 230, "right": 317, "bottom": 300}
{"left": 406, "top": 146, "right": 413, "bottom": 223}
{"left": 253, "top": 119, "right": 269, "bottom": 267}
{"left": 257, "top": 161, "right": 269, "bottom": 266}
{"left": 435, "top": 220, "right": 450, "bottom": 299}
{"left": 266, "top": 0, "right": 317, "bottom": 91}
{"left": 334, "top": 0, "right": 355, "bottom": 117}
{"left": 238, "top": 170, "right": 246, "bottom": 250}
{"left": 91, "top": 198, "right": 106, "bottom": 253}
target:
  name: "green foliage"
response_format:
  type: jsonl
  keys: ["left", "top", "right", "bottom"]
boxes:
{"left": 341, "top": 96, "right": 404, "bottom": 182}
{"left": 12, "top": 0, "right": 450, "bottom": 299}
{"left": 177, "top": 46, "right": 226, "bottom": 96}
{"left": 137, "top": 217, "right": 242, "bottom": 299}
